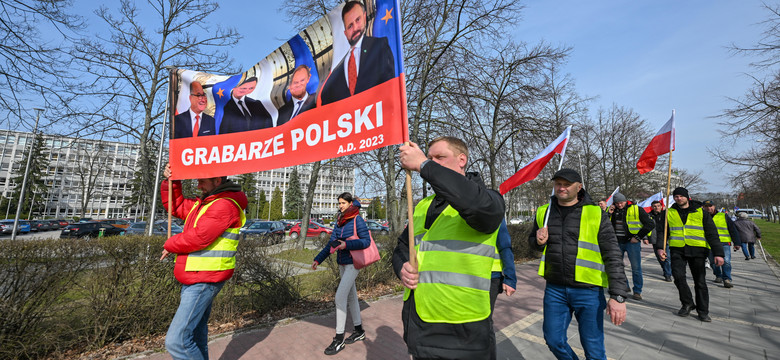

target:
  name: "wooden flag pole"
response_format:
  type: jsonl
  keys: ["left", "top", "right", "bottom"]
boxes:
{"left": 404, "top": 140, "right": 417, "bottom": 267}
{"left": 662, "top": 148, "right": 673, "bottom": 256}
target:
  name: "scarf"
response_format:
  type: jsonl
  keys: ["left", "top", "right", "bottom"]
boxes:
{"left": 337, "top": 204, "right": 360, "bottom": 226}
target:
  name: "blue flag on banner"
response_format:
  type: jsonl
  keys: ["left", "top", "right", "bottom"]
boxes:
{"left": 286, "top": 35, "right": 320, "bottom": 101}
{"left": 211, "top": 74, "right": 242, "bottom": 133}
{"left": 373, "top": 0, "right": 404, "bottom": 77}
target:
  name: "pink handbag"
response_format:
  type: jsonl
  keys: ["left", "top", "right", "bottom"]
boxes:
{"left": 346, "top": 217, "right": 381, "bottom": 269}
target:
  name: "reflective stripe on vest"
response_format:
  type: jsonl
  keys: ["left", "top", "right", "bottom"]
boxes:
{"left": 403, "top": 195, "right": 499, "bottom": 323}
{"left": 183, "top": 197, "right": 246, "bottom": 272}
{"left": 667, "top": 208, "right": 708, "bottom": 249}
{"left": 536, "top": 203, "right": 608, "bottom": 288}
{"left": 712, "top": 212, "right": 731, "bottom": 243}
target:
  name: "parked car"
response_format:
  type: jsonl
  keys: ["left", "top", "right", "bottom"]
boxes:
{"left": 125, "top": 221, "right": 184, "bottom": 235}
{"left": 46, "top": 220, "right": 62, "bottom": 230}
{"left": 0, "top": 219, "right": 31, "bottom": 234}
{"left": 241, "top": 221, "right": 286, "bottom": 244}
{"left": 30, "top": 220, "right": 54, "bottom": 232}
{"left": 56, "top": 219, "right": 69, "bottom": 227}
{"left": 98, "top": 219, "right": 131, "bottom": 229}
{"left": 365, "top": 220, "right": 390, "bottom": 235}
{"left": 289, "top": 221, "right": 332, "bottom": 239}
{"left": 60, "top": 222, "right": 125, "bottom": 239}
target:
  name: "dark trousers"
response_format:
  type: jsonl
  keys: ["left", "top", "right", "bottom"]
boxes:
{"left": 671, "top": 250, "right": 709, "bottom": 315}
{"left": 488, "top": 277, "right": 503, "bottom": 360}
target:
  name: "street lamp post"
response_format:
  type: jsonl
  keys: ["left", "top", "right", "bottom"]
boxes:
{"left": 12, "top": 108, "right": 44, "bottom": 240}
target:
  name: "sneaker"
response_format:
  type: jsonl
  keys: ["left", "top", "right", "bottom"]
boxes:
{"left": 724, "top": 279, "right": 733, "bottom": 288}
{"left": 324, "top": 337, "right": 345, "bottom": 355}
{"left": 632, "top": 293, "right": 642, "bottom": 300}
{"left": 677, "top": 304, "right": 695, "bottom": 317}
{"left": 714, "top": 277, "right": 723, "bottom": 283}
{"left": 698, "top": 313, "right": 712, "bottom": 322}
{"left": 664, "top": 276, "right": 673, "bottom": 282}
{"left": 344, "top": 330, "right": 366, "bottom": 344}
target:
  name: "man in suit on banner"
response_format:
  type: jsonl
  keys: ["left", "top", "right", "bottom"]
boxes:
{"left": 173, "top": 81, "right": 216, "bottom": 139}
{"left": 219, "top": 76, "right": 273, "bottom": 134}
{"left": 320, "top": 1, "right": 395, "bottom": 106}
{"left": 277, "top": 65, "right": 317, "bottom": 126}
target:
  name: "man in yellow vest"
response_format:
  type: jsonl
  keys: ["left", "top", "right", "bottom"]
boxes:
{"left": 394, "top": 136, "right": 505, "bottom": 360}
{"left": 609, "top": 193, "right": 655, "bottom": 300}
{"left": 657, "top": 187, "right": 724, "bottom": 322}
{"left": 529, "top": 168, "right": 628, "bottom": 360}
{"left": 702, "top": 200, "right": 741, "bottom": 288}
{"left": 160, "top": 164, "right": 248, "bottom": 360}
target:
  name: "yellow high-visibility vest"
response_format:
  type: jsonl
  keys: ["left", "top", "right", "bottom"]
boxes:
{"left": 536, "top": 203, "right": 608, "bottom": 288}
{"left": 182, "top": 197, "right": 246, "bottom": 271}
{"left": 403, "top": 195, "right": 499, "bottom": 323}
{"left": 667, "top": 207, "right": 708, "bottom": 249}
{"left": 712, "top": 212, "right": 731, "bottom": 243}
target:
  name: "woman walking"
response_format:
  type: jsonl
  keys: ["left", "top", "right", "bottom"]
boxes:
{"left": 312, "top": 192, "right": 370, "bottom": 355}
{"left": 734, "top": 212, "right": 761, "bottom": 260}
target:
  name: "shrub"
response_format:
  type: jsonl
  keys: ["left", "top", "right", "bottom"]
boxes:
{"left": 507, "top": 223, "right": 540, "bottom": 261}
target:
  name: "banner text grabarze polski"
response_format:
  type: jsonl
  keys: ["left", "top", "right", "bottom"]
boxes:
{"left": 180, "top": 101, "right": 384, "bottom": 166}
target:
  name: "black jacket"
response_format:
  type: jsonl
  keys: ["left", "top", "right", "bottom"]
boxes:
{"left": 667, "top": 201, "right": 724, "bottom": 258}
{"left": 527, "top": 189, "right": 629, "bottom": 298}
{"left": 649, "top": 210, "right": 667, "bottom": 250}
{"left": 610, "top": 203, "right": 655, "bottom": 242}
{"left": 391, "top": 161, "right": 505, "bottom": 359}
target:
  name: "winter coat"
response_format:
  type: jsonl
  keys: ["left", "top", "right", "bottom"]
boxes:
{"left": 733, "top": 218, "right": 761, "bottom": 244}
{"left": 314, "top": 199, "right": 370, "bottom": 265}
{"left": 161, "top": 179, "right": 248, "bottom": 285}
{"left": 528, "top": 188, "right": 629, "bottom": 298}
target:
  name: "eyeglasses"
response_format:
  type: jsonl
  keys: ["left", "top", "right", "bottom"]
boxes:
{"left": 191, "top": 93, "right": 207, "bottom": 98}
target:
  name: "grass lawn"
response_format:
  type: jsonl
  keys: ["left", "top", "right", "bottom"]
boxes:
{"left": 273, "top": 248, "right": 320, "bottom": 264}
{"left": 754, "top": 220, "right": 780, "bottom": 261}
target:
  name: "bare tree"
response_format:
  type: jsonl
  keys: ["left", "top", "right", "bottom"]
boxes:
{"left": 0, "top": 0, "right": 83, "bottom": 127}
{"left": 68, "top": 0, "right": 241, "bottom": 221}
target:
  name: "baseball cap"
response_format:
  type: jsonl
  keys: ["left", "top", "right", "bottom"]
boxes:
{"left": 702, "top": 200, "right": 714, "bottom": 206}
{"left": 550, "top": 168, "right": 582, "bottom": 183}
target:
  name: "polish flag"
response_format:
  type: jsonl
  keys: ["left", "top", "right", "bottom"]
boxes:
{"left": 637, "top": 111, "right": 676, "bottom": 174}
{"left": 638, "top": 192, "right": 664, "bottom": 212}
{"left": 499, "top": 126, "right": 571, "bottom": 195}
{"left": 605, "top": 186, "right": 620, "bottom": 207}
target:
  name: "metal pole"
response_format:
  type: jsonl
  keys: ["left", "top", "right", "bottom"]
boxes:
{"left": 147, "top": 66, "right": 174, "bottom": 236}
{"left": 12, "top": 108, "right": 43, "bottom": 240}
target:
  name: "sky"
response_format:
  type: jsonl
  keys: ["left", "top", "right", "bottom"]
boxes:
{"left": 215, "top": 1, "right": 771, "bottom": 193}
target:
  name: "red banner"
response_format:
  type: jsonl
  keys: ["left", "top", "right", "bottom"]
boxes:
{"left": 168, "top": 0, "right": 407, "bottom": 180}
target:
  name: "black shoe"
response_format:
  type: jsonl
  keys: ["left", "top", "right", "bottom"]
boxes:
{"left": 324, "top": 337, "right": 345, "bottom": 355}
{"left": 746, "top": 257, "right": 750, "bottom": 260}
{"left": 344, "top": 330, "right": 365, "bottom": 344}
{"left": 664, "top": 276, "right": 673, "bottom": 282}
{"left": 698, "top": 313, "right": 712, "bottom": 322}
{"left": 677, "top": 304, "right": 695, "bottom": 317}
{"left": 714, "top": 277, "right": 723, "bottom": 283}
{"left": 751, "top": 256, "right": 756, "bottom": 259}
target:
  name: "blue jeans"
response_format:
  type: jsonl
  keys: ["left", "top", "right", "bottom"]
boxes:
{"left": 742, "top": 243, "right": 755, "bottom": 258}
{"left": 709, "top": 245, "right": 732, "bottom": 280}
{"left": 543, "top": 283, "right": 607, "bottom": 360}
{"left": 618, "top": 241, "right": 643, "bottom": 294}
{"left": 655, "top": 243, "right": 672, "bottom": 277}
{"left": 165, "top": 281, "right": 225, "bottom": 360}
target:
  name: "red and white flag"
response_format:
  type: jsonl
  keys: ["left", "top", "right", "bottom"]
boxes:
{"left": 605, "top": 186, "right": 620, "bottom": 207}
{"left": 500, "top": 126, "right": 571, "bottom": 195}
{"left": 637, "top": 111, "right": 676, "bottom": 174}
{"left": 638, "top": 192, "right": 664, "bottom": 212}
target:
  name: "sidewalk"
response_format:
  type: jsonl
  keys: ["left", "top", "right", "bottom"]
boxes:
{"left": 135, "top": 245, "right": 780, "bottom": 360}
